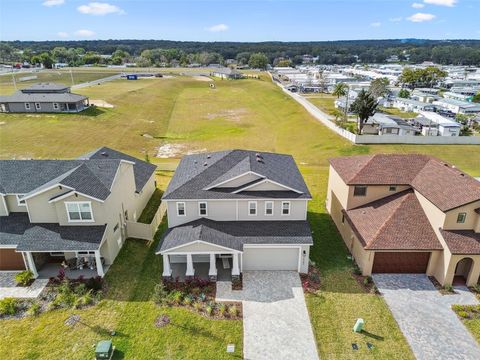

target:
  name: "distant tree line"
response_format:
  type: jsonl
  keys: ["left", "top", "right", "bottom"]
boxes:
{"left": 1, "top": 39, "right": 480, "bottom": 67}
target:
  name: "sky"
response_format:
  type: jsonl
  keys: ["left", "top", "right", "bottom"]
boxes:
{"left": 0, "top": 0, "right": 479, "bottom": 42}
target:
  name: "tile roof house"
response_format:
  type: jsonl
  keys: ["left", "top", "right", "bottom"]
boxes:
{"left": 156, "top": 150, "right": 313, "bottom": 281}
{"left": 0, "top": 147, "right": 156, "bottom": 278}
{"left": 327, "top": 154, "right": 480, "bottom": 286}
{"left": 0, "top": 82, "right": 89, "bottom": 113}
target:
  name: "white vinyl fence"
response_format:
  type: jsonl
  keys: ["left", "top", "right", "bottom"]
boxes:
{"left": 126, "top": 202, "right": 166, "bottom": 241}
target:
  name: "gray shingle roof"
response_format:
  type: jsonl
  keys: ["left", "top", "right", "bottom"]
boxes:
{"left": 157, "top": 218, "right": 313, "bottom": 252}
{"left": 0, "top": 147, "right": 156, "bottom": 200}
{"left": 163, "top": 150, "right": 311, "bottom": 200}
{"left": 0, "top": 92, "right": 87, "bottom": 103}
{"left": 0, "top": 213, "right": 106, "bottom": 251}
{"left": 21, "top": 83, "right": 70, "bottom": 93}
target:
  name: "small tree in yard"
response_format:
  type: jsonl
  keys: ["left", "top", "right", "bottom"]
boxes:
{"left": 369, "top": 77, "right": 390, "bottom": 99}
{"left": 349, "top": 90, "right": 378, "bottom": 134}
{"left": 332, "top": 83, "right": 348, "bottom": 99}
{"left": 398, "top": 88, "right": 410, "bottom": 99}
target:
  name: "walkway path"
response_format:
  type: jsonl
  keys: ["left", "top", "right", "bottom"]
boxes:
{"left": 0, "top": 272, "right": 48, "bottom": 299}
{"left": 373, "top": 274, "right": 480, "bottom": 360}
{"left": 217, "top": 271, "right": 319, "bottom": 360}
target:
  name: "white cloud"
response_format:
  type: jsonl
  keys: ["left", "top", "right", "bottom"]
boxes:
{"left": 412, "top": 2, "right": 425, "bottom": 8}
{"left": 57, "top": 31, "right": 69, "bottom": 38}
{"left": 206, "top": 24, "right": 229, "bottom": 32}
{"left": 423, "top": 0, "right": 457, "bottom": 7}
{"left": 389, "top": 17, "right": 403, "bottom": 22}
{"left": 407, "top": 13, "right": 436, "bottom": 22}
{"left": 370, "top": 22, "right": 382, "bottom": 27}
{"left": 75, "top": 29, "right": 96, "bottom": 37}
{"left": 43, "top": 0, "right": 65, "bottom": 6}
{"left": 77, "top": 2, "right": 125, "bottom": 16}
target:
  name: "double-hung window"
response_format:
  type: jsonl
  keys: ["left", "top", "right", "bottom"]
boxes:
{"left": 282, "top": 201, "right": 290, "bottom": 215}
{"left": 199, "top": 202, "right": 208, "bottom": 216}
{"left": 66, "top": 202, "right": 93, "bottom": 222}
{"left": 248, "top": 201, "right": 257, "bottom": 216}
{"left": 265, "top": 201, "right": 274, "bottom": 216}
{"left": 177, "top": 202, "right": 186, "bottom": 216}
{"left": 35, "top": 103, "right": 41, "bottom": 110}
{"left": 457, "top": 212, "right": 467, "bottom": 224}
{"left": 53, "top": 103, "right": 59, "bottom": 110}
{"left": 25, "top": 103, "right": 31, "bottom": 110}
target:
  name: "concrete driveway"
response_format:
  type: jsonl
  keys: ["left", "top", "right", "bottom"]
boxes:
{"left": 373, "top": 274, "right": 480, "bottom": 360}
{"left": 216, "top": 271, "right": 319, "bottom": 360}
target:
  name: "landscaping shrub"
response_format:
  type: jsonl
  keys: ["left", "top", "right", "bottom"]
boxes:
{"left": 153, "top": 283, "right": 169, "bottom": 306}
{"left": 168, "top": 290, "right": 183, "bottom": 305}
{"left": 205, "top": 304, "right": 213, "bottom": 316}
{"left": 86, "top": 276, "right": 103, "bottom": 291}
{"left": 473, "top": 284, "right": 480, "bottom": 293}
{"left": 452, "top": 304, "right": 465, "bottom": 312}
{"left": 27, "top": 301, "right": 41, "bottom": 317}
{"left": 193, "top": 302, "right": 203, "bottom": 312}
{"left": 0, "top": 298, "right": 18, "bottom": 316}
{"left": 198, "top": 293, "right": 207, "bottom": 302}
{"left": 443, "top": 284, "right": 454, "bottom": 292}
{"left": 458, "top": 311, "right": 469, "bottom": 319}
{"left": 218, "top": 303, "right": 226, "bottom": 316}
{"left": 15, "top": 270, "right": 34, "bottom": 286}
{"left": 228, "top": 305, "right": 238, "bottom": 317}
{"left": 74, "top": 290, "right": 94, "bottom": 309}
{"left": 363, "top": 277, "right": 370, "bottom": 286}
{"left": 183, "top": 294, "right": 194, "bottom": 306}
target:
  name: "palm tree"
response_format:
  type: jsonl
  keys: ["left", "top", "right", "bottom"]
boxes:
{"left": 349, "top": 90, "right": 378, "bottom": 134}
{"left": 332, "top": 82, "right": 348, "bottom": 99}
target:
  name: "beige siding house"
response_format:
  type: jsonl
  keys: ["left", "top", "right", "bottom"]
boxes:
{"left": 326, "top": 154, "right": 480, "bottom": 286}
{"left": 0, "top": 147, "right": 156, "bottom": 278}
{"left": 156, "top": 150, "right": 313, "bottom": 281}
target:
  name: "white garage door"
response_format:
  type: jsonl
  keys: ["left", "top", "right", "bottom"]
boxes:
{"left": 243, "top": 247, "right": 299, "bottom": 271}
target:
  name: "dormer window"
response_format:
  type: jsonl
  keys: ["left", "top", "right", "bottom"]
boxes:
{"left": 457, "top": 212, "right": 467, "bottom": 224}
{"left": 248, "top": 201, "right": 257, "bottom": 216}
{"left": 199, "top": 202, "right": 207, "bottom": 216}
{"left": 16, "top": 194, "right": 26, "bottom": 207}
{"left": 66, "top": 201, "right": 93, "bottom": 222}
{"left": 177, "top": 202, "right": 186, "bottom": 216}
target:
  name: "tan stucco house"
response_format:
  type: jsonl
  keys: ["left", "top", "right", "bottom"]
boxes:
{"left": 156, "top": 150, "right": 313, "bottom": 281}
{"left": 0, "top": 147, "right": 156, "bottom": 278}
{"left": 326, "top": 154, "right": 480, "bottom": 286}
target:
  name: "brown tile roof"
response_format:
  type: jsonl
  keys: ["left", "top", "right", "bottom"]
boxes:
{"left": 441, "top": 230, "right": 480, "bottom": 255}
{"left": 344, "top": 190, "right": 443, "bottom": 251}
{"left": 330, "top": 154, "right": 480, "bottom": 212}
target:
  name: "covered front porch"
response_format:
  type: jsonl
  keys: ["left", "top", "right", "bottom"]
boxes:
{"left": 170, "top": 257, "right": 233, "bottom": 282}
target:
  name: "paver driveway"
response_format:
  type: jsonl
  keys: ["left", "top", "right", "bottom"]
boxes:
{"left": 373, "top": 274, "right": 480, "bottom": 360}
{"left": 0, "top": 272, "right": 48, "bottom": 299}
{"left": 216, "top": 271, "right": 319, "bottom": 360}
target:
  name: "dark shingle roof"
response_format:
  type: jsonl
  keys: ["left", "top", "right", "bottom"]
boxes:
{"left": 22, "top": 83, "right": 70, "bottom": 93}
{"left": 156, "top": 219, "right": 313, "bottom": 252}
{"left": 0, "top": 92, "right": 86, "bottom": 103}
{"left": 344, "top": 190, "right": 443, "bottom": 251}
{"left": 163, "top": 150, "right": 311, "bottom": 200}
{"left": 441, "top": 230, "right": 480, "bottom": 255}
{"left": 0, "top": 147, "right": 156, "bottom": 200}
{"left": 0, "top": 213, "right": 106, "bottom": 251}
{"left": 330, "top": 154, "right": 480, "bottom": 212}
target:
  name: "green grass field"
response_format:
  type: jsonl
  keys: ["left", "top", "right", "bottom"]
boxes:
{"left": 1, "top": 73, "right": 479, "bottom": 359}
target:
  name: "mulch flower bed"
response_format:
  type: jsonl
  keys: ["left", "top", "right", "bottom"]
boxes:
{"left": 429, "top": 276, "right": 456, "bottom": 295}
{"left": 232, "top": 275, "right": 243, "bottom": 290}
{"left": 352, "top": 273, "right": 378, "bottom": 294}
{"left": 300, "top": 265, "right": 321, "bottom": 293}
{"left": 159, "top": 277, "right": 242, "bottom": 320}
{"left": 452, "top": 304, "right": 480, "bottom": 320}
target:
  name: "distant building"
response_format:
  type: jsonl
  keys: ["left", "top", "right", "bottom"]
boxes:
{"left": 211, "top": 67, "right": 244, "bottom": 80}
{"left": 0, "top": 83, "right": 89, "bottom": 113}
{"left": 433, "top": 98, "right": 480, "bottom": 115}
{"left": 417, "top": 111, "right": 461, "bottom": 136}
{"left": 363, "top": 113, "right": 417, "bottom": 136}
{"left": 392, "top": 98, "right": 435, "bottom": 113}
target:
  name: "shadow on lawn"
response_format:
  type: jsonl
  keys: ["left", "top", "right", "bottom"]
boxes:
{"left": 361, "top": 330, "right": 385, "bottom": 341}
{"left": 77, "top": 106, "right": 106, "bottom": 117}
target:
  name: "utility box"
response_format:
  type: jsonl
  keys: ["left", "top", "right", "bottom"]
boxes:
{"left": 95, "top": 340, "right": 114, "bottom": 360}
{"left": 353, "top": 318, "right": 364, "bottom": 333}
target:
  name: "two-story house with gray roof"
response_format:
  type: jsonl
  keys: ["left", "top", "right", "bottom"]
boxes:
{"left": 0, "top": 147, "right": 156, "bottom": 278}
{"left": 155, "top": 150, "right": 313, "bottom": 281}
{"left": 0, "top": 82, "right": 89, "bottom": 113}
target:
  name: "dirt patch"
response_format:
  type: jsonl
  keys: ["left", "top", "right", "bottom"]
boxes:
{"left": 0, "top": 121, "right": 6, "bottom": 125}
{"left": 156, "top": 143, "right": 206, "bottom": 158}
{"left": 205, "top": 108, "right": 249, "bottom": 123}
{"left": 192, "top": 75, "right": 213, "bottom": 82}
{"left": 89, "top": 99, "right": 114, "bottom": 108}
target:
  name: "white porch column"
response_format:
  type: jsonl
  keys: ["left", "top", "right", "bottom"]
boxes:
{"left": 232, "top": 253, "right": 240, "bottom": 276}
{"left": 208, "top": 253, "right": 217, "bottom": 277}
{"left": 95, "top": 251, "right": 105, "bottom": 277}
{"left": 162, "top": 254, "right": 172, "bottom": 277}
{"left": 186, "top": 253, "right": 195, "bottom": 277}
{"left": 25, "top": 252, "right": 38, "bottom": 278}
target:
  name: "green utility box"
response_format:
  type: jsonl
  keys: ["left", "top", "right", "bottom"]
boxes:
{"left": 353, "top": 318, "right": 364, "bottom": 333}
{"left": 95, "top": 340, "right": 114, "bottom": 360}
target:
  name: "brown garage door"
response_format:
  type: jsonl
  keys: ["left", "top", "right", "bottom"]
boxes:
{"left": 372, "top": 252, "right": 430, "bottom": 273}
{"left": 0, "top": 249, "right": 26, "bottom": 270}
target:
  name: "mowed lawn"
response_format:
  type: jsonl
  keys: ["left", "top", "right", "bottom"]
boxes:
{"left": 1, "top": 74, "right": 480, "bottom": 359}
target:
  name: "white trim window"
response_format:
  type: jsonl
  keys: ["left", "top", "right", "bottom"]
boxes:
{"left": 281, "top": 201, "right": 291, "bottom": 215}
{"left": 16, "top": 194, "right": 26, "bottom": 207}
{"left": 265, "top": 201, "right": 274, "bottom": 216}
{"left": 177, "top": 202, "right": 186, "bottom": 216}
{"left": 199, "top": 202, "right": 208, "bottom": 216}
{"left": 25, "top": 103, "right": 31, "bottom": 110}
{"left": 53, "top": 103, "right": 59, "bottom": 110}
{"left": 65, "top": 201, "right": 94, "bottom": 222}
{"left": 35, "top": 103, "right": 41, "bottom": 110}
{"left": 248, "top": 201, "right": 257, "bottom": 216}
